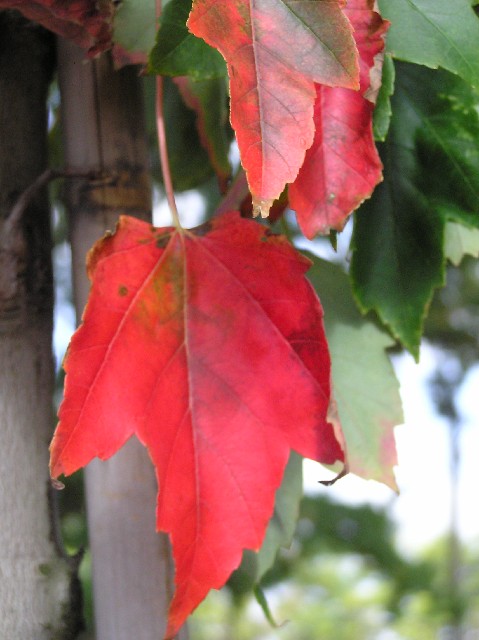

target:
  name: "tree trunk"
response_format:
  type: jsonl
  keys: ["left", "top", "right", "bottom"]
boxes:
{"left": 57, "top": 38, "right": 187, "bottom": 640}
{"left": 0, "top": 11, "right": 77, "bottom": 639}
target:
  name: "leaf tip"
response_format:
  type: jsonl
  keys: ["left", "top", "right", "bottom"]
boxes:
{"left": 252, "top": 197, "right": 274, "bottom": 219}
{"left": 50, "top": 478, "right": 65, "bottom": 491}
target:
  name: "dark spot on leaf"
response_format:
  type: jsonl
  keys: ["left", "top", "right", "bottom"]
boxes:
{"left": 261, "top": 229, "right": 278, "bottom": 242}
{"left": 192, "top": 221, "right": 213, "bottom": 237}
{"left": 118, "top": 285, "right": 128, "bottom": 297}
{"left": 156, "top": 233, "right": 171, "bottom": 248}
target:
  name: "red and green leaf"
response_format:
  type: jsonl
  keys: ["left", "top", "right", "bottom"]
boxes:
{"left": 50, "top": 212, "right": 343, "bottom": 638}
{"left": 308, "top": 256, "right": 400, "bottom": 489}
{"left": 187, "top": 0, "right": 359, "bottom": 217}
{"left": 289, "top": 0, "right": 387, "bottom": 237}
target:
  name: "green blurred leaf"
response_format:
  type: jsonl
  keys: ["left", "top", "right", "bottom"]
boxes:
{"left": 378, "top": 0, "right": 479, "bottom": 87}
{"left": 351, "top": 63, "right": 446, "bottom": 359}
{"left": 409, "top": 67, "right": 479, "bottom": 228}
{"left": 253, "top": 586, "right": 282, "bottom": 628}
{"left": 373, "top": 54, "right": 395, "bottom": 141}
{"left": 228, "top": 452, "right": 303, "bottom": 601}
{"left": 113, "top": 0, "right": 156, "bottom": 57}
{"left": 144, "top": 76, "right": 216, "bottom": 190}
{"left": 163, "top": 77, "right": 215, "bottom": 189}
{"left": 149, "top": 0, "right": 227, "bottom": 79}
{"left": 174, "top": 76, "right": 231, "bottom": 187}
{"left": 307, "top": 256, "right": 401, "bottom": 489}
{"left": 445, "top": 222, "right": 479, "bottom": 266}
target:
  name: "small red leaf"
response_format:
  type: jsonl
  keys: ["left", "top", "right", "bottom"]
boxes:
{"left": 188, "top": 0, "right": 359, "bottom": 217}
{"left": 289, "top": 0, "right": 388, "bottom": 237}
{"left": 50, "top": 212, "right": 343, "bottom": 638}
{"left": 0, "top": 0, "right": 113, "bottom": 55}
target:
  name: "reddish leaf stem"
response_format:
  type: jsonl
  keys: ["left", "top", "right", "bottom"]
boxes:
{"left": 155, "top": 0, "right": 181, "bottom": 230}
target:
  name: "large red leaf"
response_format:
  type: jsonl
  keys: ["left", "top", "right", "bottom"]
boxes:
{"left": 50, "top": 212, "right": 343, "bottom": 638}
{"left": 187, "top": 0, "right": 359, "bottom": 217}
{"left": 289, "top": 0, "right": 388, "bottom": 237}
{"left": 0, "top": 0, "right": 113, "bottom": 55}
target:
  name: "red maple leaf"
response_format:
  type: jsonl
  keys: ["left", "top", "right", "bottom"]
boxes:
{"left": 50, "top": 212, "right": 343, "bottom": 638}
{"left": 187, "top": 0, "right": 359, "bottom": 217}
{"left": 0, "top": 0, "right": 113, "bottom": 56}
{"left": 289, "top": 0, "right": 388, "bottom": 237}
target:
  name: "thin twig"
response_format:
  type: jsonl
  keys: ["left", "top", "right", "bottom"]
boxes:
{"left": 155, "top": 0, "right": 181, "bottom": 229}
{"left": 5, "top": 167, "right": 102, "bottom": 240}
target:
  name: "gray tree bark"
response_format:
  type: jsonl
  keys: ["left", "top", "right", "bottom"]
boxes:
{"left": 57, "top": 38, "right": 187, "bottom": 640}
{"left": 0, "top": 11, "right": 77, "bottom": 639}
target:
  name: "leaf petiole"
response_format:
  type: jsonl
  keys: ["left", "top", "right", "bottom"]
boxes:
{"left": 155, "top": 0, "right": 182, "bottom": 230}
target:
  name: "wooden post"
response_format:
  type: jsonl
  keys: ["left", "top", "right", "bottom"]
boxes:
{"left": 0, "top": 12, "right": 75, "bottom": 638}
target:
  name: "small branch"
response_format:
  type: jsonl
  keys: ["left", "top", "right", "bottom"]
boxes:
{"left": 155, "top": 0, "right": 181, "bottom": 230}
{"left": 4, "top": 167, "right": 102, "bottom": 241}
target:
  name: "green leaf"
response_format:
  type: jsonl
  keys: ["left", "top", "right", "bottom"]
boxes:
{"left": 253, "top": 586, "right": 281, "bottom": 628}
{"left": 445, "top": 222, "right": 479, "bottom": 266}
{"left": 307, "top": 257, "right": 401, "bottom": 490}
{"left": 144, "top": 77, "right": 216, "bottom": 190}
{"left": 378, "top": 0, "right": 479, "bottom": 87}
{"left": 148, "top": 0, "right": 227, "bottom": 79}
{"left": 227, "top": 452, "right": 303, "bottom": 600}
{"left": 174, "top": 76, "right": 232, "bottom": 187}
{"left": 409, "top": 67, "right": 479, "bottom": 228}
{"left": 350, "top": 167, "right": 444, "bottom": 360}
{"left": 350, "top": 64, "right": 445, "bottom": 359}
{"left": 373, "top": 54, "right": 395, "bottom": 141}
{"left": 113, "top": 0, "right": 156, "bottom": 57}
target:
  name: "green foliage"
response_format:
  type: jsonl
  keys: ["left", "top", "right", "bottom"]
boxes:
{"left": 144, "top": 76, "right": 217, "bottom": 190}
{"left": 295, "top": 496, "right": 434, "bottom": 605}
{"left": 113, "top": 0, "right": 156, "bottom": 57}
{"left": 352, "top": 59, "right": 479, "bottom": 358}
{"left": 350, "top": 131, "right": 444, "bottom": 359}
{"left": 378, "top": 0, "right": 479, "bottom": 86}
{"left": 373, "top": 54, "right": 395, "bottom": 141}
{"left": 412, "top": 68, "right": 479, "bottom": 229}
{"left": 173, "top": 76, "right": 232, "bottom": 185}
{"left": 149, "top": 0, "right": 226, "bottom": 79}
